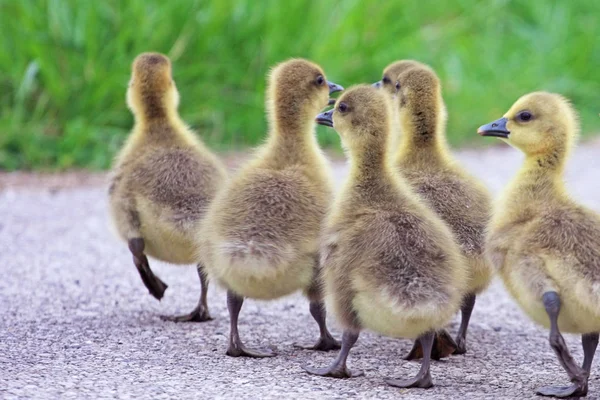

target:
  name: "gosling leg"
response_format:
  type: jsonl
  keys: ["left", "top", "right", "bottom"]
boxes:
{"left": 386, "top": 331, "right": 435, "bottom": 389}
{"left": 536, "top": 291, "right": 589, "bottom": 398}
{"left": 294, "top": 301, "right": 341, "bottom": 351}
{"left": 302, "top": 330, "right": 363, "bottom": 378}
{"left": 454, "top": 292, "right": 476, "bottom": 355}
{"left": 128, "top": 238, "right": 168, "bottom": 300}
{"left": 225, "top": 290, "right": 275, "bottom": 358}
{"left": 581, "top": 332, "right": 599, "bottom": 373}
{"left": 161, "top": 264, "right": 212, "bottom": 322}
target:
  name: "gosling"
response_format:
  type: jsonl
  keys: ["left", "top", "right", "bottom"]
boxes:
{"left": 109, "top": 53, "right": 227, "bottom": 322}
{"left": 480, "top": 92, "right": 599, "bottom": 398}
{"left": 376, "top": 63, "right": 494, "bottom": 358}
{"left": 198, "top": 59, "right": 343, "bottom": 357}
{"left": 303, "top": 85, "right": 467, "bottom": 389}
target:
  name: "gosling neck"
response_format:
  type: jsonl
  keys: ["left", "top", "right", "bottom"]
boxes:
{"left": 270, "top": 95, "right": 315, "bottom": 136}
{"left": 265, "top": 102, "right": 318, "bottom": 165}
{"left": 135, "top": 103, "right": 183, "bottom": 125}
{"left": 396, "top": 102, "right": 448, "bottom": 165}
{"left": 348, "top": 140, "right": 390, "bottom": 183}
{"left": 508, "top": 147, "right": 568, "bottom": 201}
{"left": 132, "top": 104, "right": 189, "bottom": 144}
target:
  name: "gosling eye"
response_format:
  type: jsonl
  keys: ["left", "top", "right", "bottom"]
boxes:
{"left": 395, "top": 81, "right": 401, "bottom": 91}
{"left": 315, "top": 75, "right": 325, "bottom": 86}
{"left": 382, "top": 76, "right": 391, "bottom": 85}
{"left": 516, "top": 111, "right": 533, "bottom": 122}
{"left": 338, "top": 102, "right": 349, "bottom": 113}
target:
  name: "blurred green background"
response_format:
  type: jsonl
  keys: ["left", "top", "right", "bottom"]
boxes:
{"left": 1, "top": 0, "right": 598, "bottom": 170}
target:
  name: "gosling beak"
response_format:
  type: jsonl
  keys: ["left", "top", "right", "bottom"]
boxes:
{"left": 372, "top": 81, "right": 382, "bottom": 89}
{"left": 328, "top": 81, "right": 344, "bottom": 94}
{"left": 327, "top": 81, "right": 344, "bottom": 105}
{"left": 316, "top": 109, "right": 334, "bottom": 128}
{"left": 477, "top": 117, "right": 510, "bottom": 138}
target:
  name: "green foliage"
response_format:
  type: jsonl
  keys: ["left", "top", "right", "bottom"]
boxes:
{"left": 1, "top": 0, "right": 599, "bottom": 170}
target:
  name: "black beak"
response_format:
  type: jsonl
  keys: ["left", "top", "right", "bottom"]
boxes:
{"left": 316, "top": 109, "right": 334, "bottom": 128}
{"left": 478, "top": 117, "right": 510, "bottom": 138}
{"left": 372, "top": 81, "right": 382, "bottom": 89}
{"left": 327, "top": 81, "right": 343, "bottom": 105}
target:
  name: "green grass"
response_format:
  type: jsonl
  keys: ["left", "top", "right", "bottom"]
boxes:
{"left": 1, "top": 0, "right": 599, "bottom": 170}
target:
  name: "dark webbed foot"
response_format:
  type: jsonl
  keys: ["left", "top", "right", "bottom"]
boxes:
{"left": 536, "top": 382, "right": 588, "bottom": 398}
{"left": 294, "top": 301, "right": 341, "bottom": 351}
{"left": 387, "top": 331, "right": 435, "bottom": 390}
{"left": 160, "top": 304, "right": 212, "bottom": 323}
{"left": 302, "top": 364, "right": 363, "bottom": 379}
{"left": 128, "top": 238, "right": 168, "bottom": 300}
{"left": 141, "top": 270, "right": 168, "bottom": 300}
{"left": 405, "top": 330, "right": 457, "bottom": 361}
{"left": 404, "top": 340, "right": 424, "bottom": 360}
{"left": 226, "top": 343, "right": 276, "bottom": 358}
{"left": 161, "top": 264, "right": 212, "bottom": 322}
{"left": 454, "top": 336, "right": 467, "bottom": 355}
{"left": 302, "top": 330, "right": 362, "bottom": 379}
{"left": 294, "top": 335, "right": 341, "bottom": 351}
{"left": 434, "top": 329, "right": 458, "bottom": 359}
{"left": 385, "top": 374, "right": 433, "bottom": 389}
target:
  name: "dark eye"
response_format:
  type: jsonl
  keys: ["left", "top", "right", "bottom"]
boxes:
{"left": 316, "top": 75, "right": 325, "bottom": 85}
{"left": 382, "top": 76, "right": 391, "bottom": 84}
{"left": 517, "top": 111, "right": 533, "bottom": 122}
{"left": 395, "top": 81, "right": 401, "bottom": 91}
{"left": 338, "top": 102, "right": 348, "bottom": 113}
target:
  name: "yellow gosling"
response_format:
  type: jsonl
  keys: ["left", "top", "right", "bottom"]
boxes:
{"left": 303, "top": 85, "right": 467, "bottom": 390}
{"left": 197, "top": 59, "right": 343, "bottom": 358}
{"left": 376, "top": 62, "right": 493, "bottom": 358}
{"left": 480, "top": 91, "right": 599, "bottom": 398}
{"left": 109, "top": 53, "right": 227, "bottom": 322}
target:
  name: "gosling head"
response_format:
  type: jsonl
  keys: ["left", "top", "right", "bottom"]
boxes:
{"left": 372, "top": 60, "right": 426, "bottom": 94}
{"left": 127, "top": 53, "right": 179, "bottom": 120}
{"left": 267, "top": 59, "right": 343, "bottom": 132}
{"left": 395, "top": 66, "right": 446, "bottom": 134}
{"left": 478, "top": 92, "right": 579, "bottom": 160}
{"left": 315, "top": 85, "right": 391, "bottom": 158}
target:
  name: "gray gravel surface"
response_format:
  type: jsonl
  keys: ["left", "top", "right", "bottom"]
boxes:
{"left": 3, "top": 143, "right": 600, "bottom": 399}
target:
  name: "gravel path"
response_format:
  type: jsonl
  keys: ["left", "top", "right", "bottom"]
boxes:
{"left": 2, "top": 143, "right": 600, "bottom": 399}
